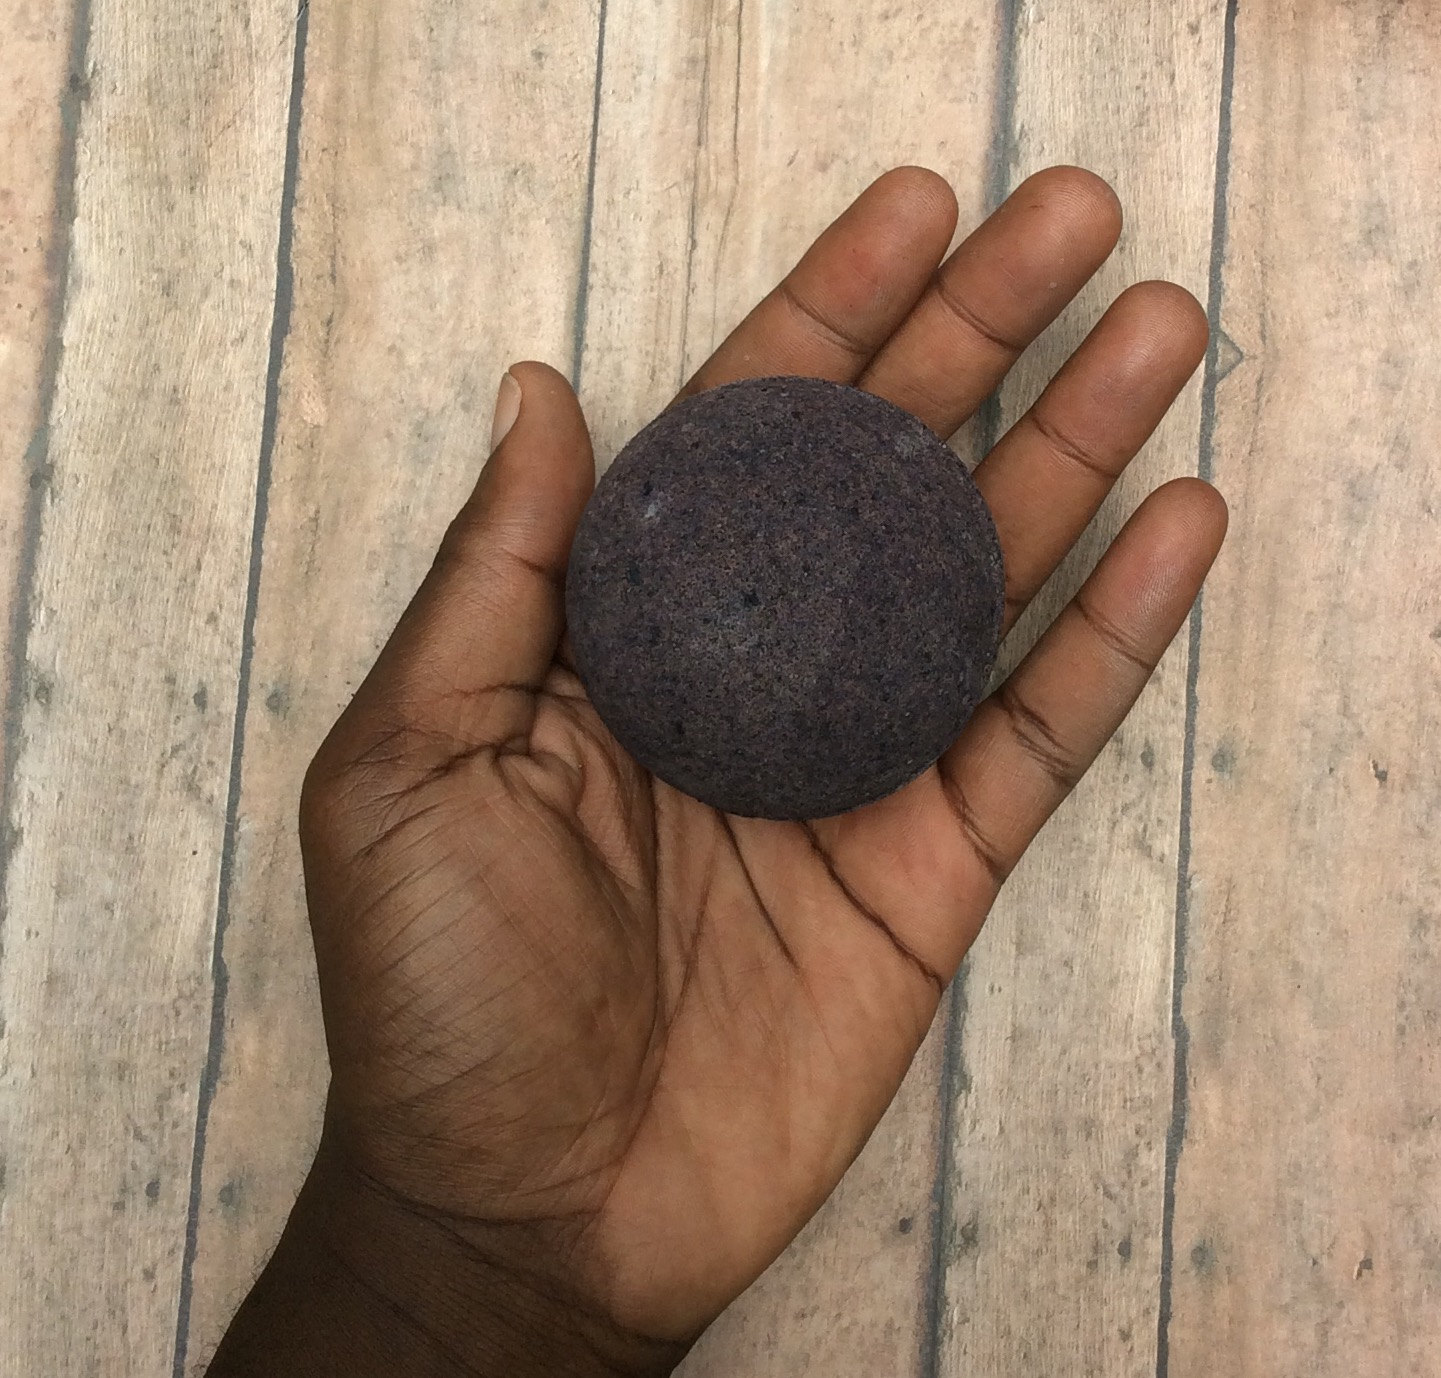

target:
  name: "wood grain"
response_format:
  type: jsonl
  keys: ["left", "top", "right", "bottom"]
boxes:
{"left": 177, "top": 3, "right": 606, "bottom": 1370}
{"left": 935, "top": 3, "right": 1228, "bottom": 1375}
{"left": 1167, "top": 3, "right": 1441, "bottom": 1374}
{"left": 0, "top": 1, "right": 297, "bottom": 1374}
{"left": 578, "top": 0, "right": 1003, "bottom": 462}
{"left": 7, "top": 1, "right": 1441, "bottom": 1374}
{"left": 0, "top": 0, "right": 77, "bottom": 780}
{"left": 571, "top": 4, "right": 1002, "bottom": 1371}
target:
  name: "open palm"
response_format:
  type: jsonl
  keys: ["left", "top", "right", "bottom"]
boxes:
{"left": 297, "top": 166, "right": 1226, "bottom": 1359}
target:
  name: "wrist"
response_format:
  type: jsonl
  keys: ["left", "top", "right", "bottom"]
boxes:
{"left": 207, "top": 1124, "right": 687, "bottom": 1378}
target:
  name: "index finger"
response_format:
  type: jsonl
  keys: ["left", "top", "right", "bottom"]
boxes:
{"left": 676, "top": 166, "right": 959, "bottom": 400}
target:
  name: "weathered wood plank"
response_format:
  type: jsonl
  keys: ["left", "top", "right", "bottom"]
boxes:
{"left": 0, "top": 1, "right": 297, "bottom": 1373}
{"left": 573, "top": 3, "right": 999, "bottom": 1372}
{"left": 0, "top": 1, "right": 77, "bottom": 778}
{"left": 178, "top": 3, "right": 605, "bottom": 1370}
{"left": 1167, "top": 4, "right": 1441, "bottom": 1374}
{"left": 578, "top": 0, "right": 1003, "bottom": 462}
{"left": 937, "top": 3, "right": 1228, "bottom": 1374}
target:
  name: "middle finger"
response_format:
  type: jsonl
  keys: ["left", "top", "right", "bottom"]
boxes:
{"left": 677, "top": 167, "right": 960, "bottom": 402}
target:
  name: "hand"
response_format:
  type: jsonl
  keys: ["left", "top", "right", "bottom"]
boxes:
{"left": 211, "top": 166, "right": 1225, "bottom": 1377}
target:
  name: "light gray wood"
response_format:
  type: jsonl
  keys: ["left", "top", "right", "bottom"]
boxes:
{"left": 8, "top": 1, "right": 1441, "bottom": 1374}
{"left": 1168, "top": 4, "right": 1441, "bottom": 1374}
{"left": 177, "top": 3, "right": 606, "bottom": 1370}
{"left": 0, "top": 0, "right": 76, "bottom": 775}
{"left": 578, "top": 0, "right": 1004, "bottom": 462}
{"left": 936, "top": 3, "right": 1228, "bottom": 1374}
{"left": 0, "top": 1, "right": 297, "bottom": 1373}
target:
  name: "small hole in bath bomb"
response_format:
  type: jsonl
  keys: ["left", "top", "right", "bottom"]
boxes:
{"left": 565, "top": 376, "right": 1004, "bottom": 820}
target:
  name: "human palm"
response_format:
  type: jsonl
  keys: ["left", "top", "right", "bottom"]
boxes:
{"left": 298, "top": 166, "right": 1225, "bottom": 1356}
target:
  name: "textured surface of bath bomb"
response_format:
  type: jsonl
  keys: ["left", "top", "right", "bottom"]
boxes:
{"left": 565, "top": 376, "right": 1005, "bottom": 819}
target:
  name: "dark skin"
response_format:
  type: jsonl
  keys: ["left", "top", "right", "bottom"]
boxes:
{"left": 208, "top": 165, "right": 1226, "bottom": 1377}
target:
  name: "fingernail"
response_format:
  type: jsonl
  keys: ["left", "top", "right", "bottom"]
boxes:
{"left": 490, "top": 371, "right": 522, "bottom": 453}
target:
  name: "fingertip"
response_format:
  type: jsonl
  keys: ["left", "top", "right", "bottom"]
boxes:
{"left": 442, "top": 359, "right": 596, "bottom": 588}
{"left": 1102, "top": 281, "right": 1211, "bottom": 381}
{"left": 855, "top": 166, "right": 961, "bottom": 280}
{"left": 1016, "top": 165, "right": 1124, "bottom": 247}
{"left": 1163, "top": 474, "right": 1229, "bottom": 528}
{"left": 1059, "top": 166, "right": 1124, "bottom": 240}
{"left": 1134, "top": 278, "right": 1207, "bottom": 324}
{"left": 1140, "top": 477, "right": 1230, "bottom": 575}
{"left": 486, "top": 360, "right": 595, "bottom": 501}
{"left": 498, "top": 357, "right": 582, "bottom": 423}
{"left": 1076, "top": 480, "right": 1227, "bottom": 643}
{"left": 506, "top": 358, "right": 576, "bottom": 391}
{"left": 875, "top": 164, "right": 961, "bottom": 232}
{"left": 1130, "top": 280, "right": 1211, "bottom": 358}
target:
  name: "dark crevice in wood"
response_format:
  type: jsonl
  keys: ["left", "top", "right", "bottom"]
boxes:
{"left": 568, "top": 0, "right": 609, "bottom": 392}
{"left": 171, "top": 7, "right": 314, "bottom": 1375}
{"left": 919, "top": 10, "right": 1021, "bottom": 1366}
{"left": 1156, "top": 3, "right": 1239, "bottom": 1375}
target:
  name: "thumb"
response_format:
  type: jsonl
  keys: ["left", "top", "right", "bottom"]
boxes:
{"left": 327, "top": 360, "right": 596, "bottom": 769}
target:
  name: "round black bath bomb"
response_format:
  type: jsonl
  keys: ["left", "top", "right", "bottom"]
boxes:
{"left": 565, "top": 376, "right": 1005, "bottom": 820}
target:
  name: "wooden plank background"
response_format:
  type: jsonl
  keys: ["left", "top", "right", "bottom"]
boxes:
{"left": 936, "top": 5, "right": 1229, "bottom": 1375}
{"left": 0, "top": 1, "right": 298, "bottom": 1373}
{"left": 1, "top": 1, "right": 1438, "bottom": 1375}
{"left": 1168, "top": 3, "right": 1441, "bottom": 1375}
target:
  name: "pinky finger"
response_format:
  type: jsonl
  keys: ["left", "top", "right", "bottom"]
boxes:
{"left": 938, "top": 477, "right": 1228, "bottom": 896}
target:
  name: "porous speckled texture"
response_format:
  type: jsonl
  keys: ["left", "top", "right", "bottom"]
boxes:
{"left": 565, "top": 376, "right": 1005, "bottom": 819}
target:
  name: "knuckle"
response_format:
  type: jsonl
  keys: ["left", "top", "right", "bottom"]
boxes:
{"left": 998, "top": 682, "right": 1084, "bottom": 790}
{"left": 937, "top": 767, "right": 1011, "bottom": 892}
{"left": 433, "top": 511, "right": 488, "bottom": 576}
{"left": 778, "top": 279, "right": 872, "bottom": 359}
{"left": 1075, "top": 595, "right": 1154, "bottom": 673}
{"left": 933, "top": 276, "right": 1025, "bottom": 355}
{"left": 1028, "top": 408, "right": 1115, "bottom": 484}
